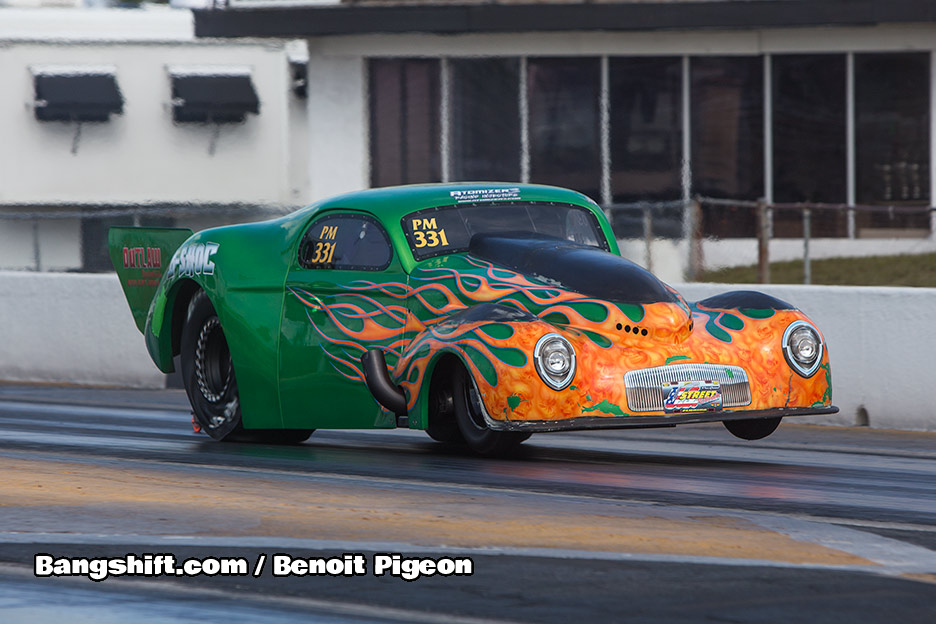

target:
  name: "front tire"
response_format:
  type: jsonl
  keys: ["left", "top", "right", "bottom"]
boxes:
{"left": 452, "top": 365, "right": 530, "bottom": 456}
{"left": 724, "top": 416, "right": 782, "bottom": 441}
{"left": 181, "top": 291, "right": 243, "bottom": 441}
{"left": 425, "top": 359, "right": 464, "bottom": 445}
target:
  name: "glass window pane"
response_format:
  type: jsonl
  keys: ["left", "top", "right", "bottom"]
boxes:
{"left": 609, "top": 57, "right": 683, "bottom": 202}
{"left": 300, "top": 215, "right": 392, "bottom": 271}
{"left": 771, "top": 54, "right": 847, "bottom": 238}
{"left": 450, "top": 58, "right": 521, "bottom": 182}
{"left": 402, "top": 202, "right": 606, "bottom": 261}
{"left": 855, "top": 53, "right": 930, "bottom": 210}
{"left": 528, "top": 58, "right": 602, "bottom": 200}
{"left": 773, "top": 55, "right": 846, "bottom": 204}
{"left": 369, "top": 59, "right": 441, "bottom": 188}
{"left": 691, "top": 56, "right": 764, "bottom": 201}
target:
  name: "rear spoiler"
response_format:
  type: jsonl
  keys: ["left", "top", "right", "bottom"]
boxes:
{"left": 108, "top": 227, "right": 193, "bottom": 333}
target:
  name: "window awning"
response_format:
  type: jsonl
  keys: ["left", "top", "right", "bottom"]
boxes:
{"left": 169, "top": 67, "right": 260, "bottom": 123}
{"left": 33, "top": 67, "right": 123, "bottom": 122}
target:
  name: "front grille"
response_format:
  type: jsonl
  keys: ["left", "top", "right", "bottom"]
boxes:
{"left": 623, "top": 364, "right": 751, "bottom": 413}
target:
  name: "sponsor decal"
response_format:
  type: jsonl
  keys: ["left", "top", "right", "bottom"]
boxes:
{"left": 122, "top": 246, "right": 162, "bottom": 270}
{"left": 122, "top": 246, "right": 164, "bottom": 287}
{"left": 166, "top": 242, "right": 219, "bottom": 280}
{"left": 450, "top": 187, "right": 521, "bottom": 203}
{"left": 663, "top": 380, "right": 722, "bottom": 413}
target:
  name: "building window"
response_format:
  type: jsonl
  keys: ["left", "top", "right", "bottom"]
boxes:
{"left": 856, "top": 52, "right": 929, "bottom": 205}
{"left": 772, "top": 54, "right": 848, "bottom": 237}
{"left": 855, "top": 53, "right": 930, "bottom": 234}
{"left": 449, "top": 58, "right": 522, "bottom": 183}
{"left": 527, "top": 57, "right": 602, "bottom": 200}
{"left": 691, "top": 56, "right": 764, "bottom": 200}
{"left": 609, "top": 57, "right": 683, "bottom": 203}
{"left": 369, "top": 58, "right": 441, "bottom": 188}
{"left": 691, "top": 56, "right": 764, "bottom": 238}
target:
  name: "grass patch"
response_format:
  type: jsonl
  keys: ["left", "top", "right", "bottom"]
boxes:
{"left": 701, "top": 253, "right": 936, "bottom": 287}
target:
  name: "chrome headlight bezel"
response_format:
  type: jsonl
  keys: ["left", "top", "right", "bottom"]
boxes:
{"left": 533, "top": 333, "right": 576, "bottom": 391}
{"left": 782, "top": 320, "right": 823, "bottom": 378}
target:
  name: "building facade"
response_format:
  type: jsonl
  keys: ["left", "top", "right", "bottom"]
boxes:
{"left": 198, "top": 0, "right": 936, "bottom": 249}
{"left": 0, "top": 5, "right": 308, "bottom": 270}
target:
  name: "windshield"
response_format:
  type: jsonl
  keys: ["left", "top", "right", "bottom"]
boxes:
{"left": 402, "top": 202, "right": 607, "bottom": 260}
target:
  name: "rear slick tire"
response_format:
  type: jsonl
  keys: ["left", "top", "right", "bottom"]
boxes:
{"left": 452, "top": 365, "right": 530, "bottom": 456}
{"left": 181, "top": 291, "right": 244, "bottom": 441}
{"left": 723, "top": 416, "right": 782, "bottom": 441}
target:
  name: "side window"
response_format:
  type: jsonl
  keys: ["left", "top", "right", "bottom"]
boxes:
{"left": 299, "top": 214, "right": 392, "bottom": 271}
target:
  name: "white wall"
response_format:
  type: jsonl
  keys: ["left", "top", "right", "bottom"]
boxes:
{"left": 0, "top": 271, "right": 932, "bottom": 431}
{"left": 306, "top": 54, "right": 369, "bottom": 199}
{"left": 0, "top": 40, "right": 294, "bottom": 206}
{"left": 0, "top": 271, "right": 165, "bottom": 387}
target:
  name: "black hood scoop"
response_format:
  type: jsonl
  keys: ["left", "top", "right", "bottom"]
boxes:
{"left": 469, "top": 233, "right": 678, "bottom": 305}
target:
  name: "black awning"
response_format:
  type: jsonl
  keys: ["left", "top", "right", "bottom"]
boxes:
{"left": 34, "top": 72, "right": 123, "bottom": 122}
{"left": 171, "top": 73, "right": 260, "bottom": 123}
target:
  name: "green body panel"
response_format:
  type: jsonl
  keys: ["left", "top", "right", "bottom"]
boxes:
{"left": 144, "top": 215, "right": 303, "bottom": 429}
{"left": 113, "top": 183, "right": 616, "bottom": 432}
{"left": 108, "top": 227, "right": 193, "bottom": 333}
{"left": 279, "top": 210, "right": 407, "bottom": 429}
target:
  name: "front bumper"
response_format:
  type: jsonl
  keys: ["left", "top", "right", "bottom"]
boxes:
{"left": 486, "top": 405, "right": 840, "bottom": 433}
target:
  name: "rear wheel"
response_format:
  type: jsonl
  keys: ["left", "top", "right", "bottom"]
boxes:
{"left": 723, "top": 416, "right": 782, "bottom": 441}
{"left": 452, "top": 365, "right": 530, "bottom": 456}
{"left": 181, "top": 291, "right": 243, "bottom": 441}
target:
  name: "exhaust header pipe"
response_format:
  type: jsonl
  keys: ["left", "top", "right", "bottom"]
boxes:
{"left": 360, "top": 348, "right": 407, "bottom": 416}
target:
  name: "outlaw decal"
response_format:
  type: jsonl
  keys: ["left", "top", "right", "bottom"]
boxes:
{"left": 122, "top": 247, "right": 162, "bottom": 270}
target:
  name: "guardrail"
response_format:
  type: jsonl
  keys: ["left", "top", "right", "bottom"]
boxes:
{"left": 0, "top": 271, "right": 931, "bottom": 431}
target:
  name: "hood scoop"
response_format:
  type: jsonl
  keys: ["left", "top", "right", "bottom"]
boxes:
{"left": 469, "top": 233, "right": 679, "bottom": 305}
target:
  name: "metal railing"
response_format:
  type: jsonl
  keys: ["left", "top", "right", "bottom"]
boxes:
{"left": 607, "top": 197, "right": 936, "bottom": 284}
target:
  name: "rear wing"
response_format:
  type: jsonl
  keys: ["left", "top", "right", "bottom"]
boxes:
{"left": 108, "top": 227, "right": 193, "bottom": 333}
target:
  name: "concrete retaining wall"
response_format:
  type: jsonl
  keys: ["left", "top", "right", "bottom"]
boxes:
{"left": 0, "top": 271, "right": 933, "bottom": 431}
{"left": 677, "top": 282, "right": 935, "bottom": 432}
{"left": 0, "top": 271, "right": 165, "bottom": 388}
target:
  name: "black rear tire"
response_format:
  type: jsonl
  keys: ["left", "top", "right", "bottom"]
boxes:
{"left": 723, "top": 416, "right": 782, "bottom": 441}
{"left": 452, "top": 365, "right": 530, "bottom": 456}
{"left": 181, "top": 291, "right": 244, "bottom": 441}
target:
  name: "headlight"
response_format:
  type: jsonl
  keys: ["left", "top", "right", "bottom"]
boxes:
{"left": 534, "top": 333, "right": 576, "bottom": 390}
{"left": 782, "top": 320, "right": 823, "bottom": 377}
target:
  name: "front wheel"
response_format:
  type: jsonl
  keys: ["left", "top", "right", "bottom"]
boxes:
{"left": 452, "top": 365, "right": 530, "bottom": 456}
{"left": 723, "top": 416, "right": 782, "bottom": 441}
{"left": 181, "top": 291, "right": 243, "bottom": 441}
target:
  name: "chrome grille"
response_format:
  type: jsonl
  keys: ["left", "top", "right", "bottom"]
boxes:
{"left": 624, "top": 364, "right": 751, "bottom": 413}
